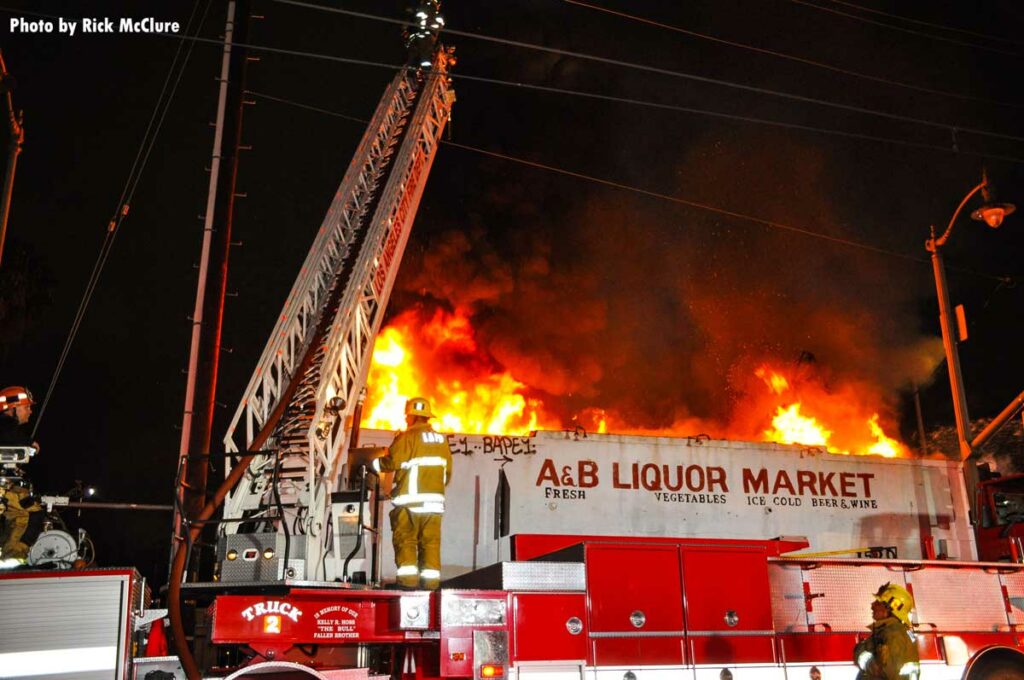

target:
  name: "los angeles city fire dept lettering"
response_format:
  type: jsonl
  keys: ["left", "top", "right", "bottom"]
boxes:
{"left": 534, "top": 458, "right": 876, "bottom": 508}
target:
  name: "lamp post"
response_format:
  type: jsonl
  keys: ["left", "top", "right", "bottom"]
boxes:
{"left": 926, "top": 176, "right": 1015, "bottom": 457}
{"left": 925, "top": 174, "right": 1015, "bottom": 521}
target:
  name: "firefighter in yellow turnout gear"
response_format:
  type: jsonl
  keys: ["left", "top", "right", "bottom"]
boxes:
{"left": 853, "top": 583, "right": 920, "bottom": 680}
{"left": 374, "top": 397, "right": 453, "bottom": 589}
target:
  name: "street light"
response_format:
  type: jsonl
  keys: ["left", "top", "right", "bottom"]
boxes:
{"left": 925, "top": 174, "right": 1015, "bottom": 461}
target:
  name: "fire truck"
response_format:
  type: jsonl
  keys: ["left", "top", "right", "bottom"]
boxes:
{"left": 4, "top": 3, "right": 1024, "bottom": 679}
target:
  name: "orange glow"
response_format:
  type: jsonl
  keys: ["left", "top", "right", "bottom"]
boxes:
{"left": 755, "top": 365, "right": 790, "bottom": 395}
{"left": 363, "top": 311, "right": 911, "bottom": 458}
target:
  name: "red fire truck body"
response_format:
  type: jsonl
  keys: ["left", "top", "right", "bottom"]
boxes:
{"left": 208, "top": 534, "right": 1024, "bottom": 680}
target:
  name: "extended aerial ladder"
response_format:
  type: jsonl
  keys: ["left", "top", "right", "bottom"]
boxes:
{"left": 217, "top": 24, "right": 454, "bottom": 583}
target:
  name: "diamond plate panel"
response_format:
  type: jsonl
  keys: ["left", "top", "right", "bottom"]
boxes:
{"left": 803, "top": 564, "right": 906, "bottom": 632}
{"left": 911, "top": 568, "right": 1009, "bottom": 631}
{"left": 1000, "top": 570, "right": 1024, "bottom": 625}
{"left": 443, "top": 562, "right": 586, "bottom": 591}
{"left": 502, "top": 562, "right": 586, "bottom": 591}
{"left": 768, "top": 562, "right": 808, "bottom": 633}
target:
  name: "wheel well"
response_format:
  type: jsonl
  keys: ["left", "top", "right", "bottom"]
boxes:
{"left": 224, "top": 660, "right": 330, "bottom": 679}
{"left": 964, "top": 645, "right": 1024, "bottom": 679}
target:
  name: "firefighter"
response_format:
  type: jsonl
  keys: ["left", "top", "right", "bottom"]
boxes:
{"left": 373, "top": 397, "right": 453, "bottom": 589}
{"left": 405, "top": 0, "right": 443, "bottom": 68}
{"left": 853, "top": 582, "right": 920, "bottom": 680}
{"left": 0, "top": 386, "right": 42, "bottom": 564}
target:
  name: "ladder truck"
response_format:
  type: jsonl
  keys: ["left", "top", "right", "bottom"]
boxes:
{"left": 168, "top": 9, "right": 1024, "bottom": 679}
{"left": 4, "top": 6, "right": 1024, "bottom": 680}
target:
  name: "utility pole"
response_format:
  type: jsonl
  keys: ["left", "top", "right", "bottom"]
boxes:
{"left": 174, "top": 0, "right": 252, "bottom": 570}
{"left": 0, "top": 49, "right": 24, "bottom": 268}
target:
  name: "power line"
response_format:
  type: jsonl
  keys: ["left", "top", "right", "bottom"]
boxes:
{"left": 6, "top": 0, "right": 1024, "bottom": 143}
{"left": 6, "top": 4, "right": 1024, "bottom": 164}
{"left": 564, "top": 0, "right": 1024, "bottom": 110}
{"left": 787, "top": 0, "right": 1023, "bottom": 57}
{"left": 5, "top": 4, "right": 1023, "bottom": 153}
{"left": 29, "top": 0, "right": 215, "bottom": 438}
{"left": 246, "top": 88, "right": 1016, "bottom": 283}
{"left": 27, "top": 23, "right": 1006, "bottom": 161}
{"left": 451, "top": 71, "right": 1024, "bottom": 165}
{"left": 234, "top": 43, "right": 1024, "bottom": 164}
{"left": 269, "top": 0, "right": 1024, "bottom": 144}
{"left": 4, "top": 4, "right": 1021, "bottom": 164}
{"left": 822, "top": 0, "right": 1024, "bottom": 48}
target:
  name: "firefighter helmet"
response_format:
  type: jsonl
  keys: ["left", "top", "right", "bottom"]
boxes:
{"left": 405, "top": 397, "right": 433, "bottom": 419}
{"left": 874, "top": 582, "right": 914, "bottom": 626}
{"left": 0, "top": 386, "right": 33, "bottom": 412}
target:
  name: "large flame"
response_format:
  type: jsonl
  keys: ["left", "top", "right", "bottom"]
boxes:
{"left": 363, "top": 309, "right": 910, "bottom": 457}
{"left": 363, "top": 308, "right": 559, "bottom": 435}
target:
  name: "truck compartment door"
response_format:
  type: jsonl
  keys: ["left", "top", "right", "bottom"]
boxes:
{"left": 681, "top": 547, "right": 775, "bottom": 665}
{"left": 585, "top": 542, "right": 685, "bottom": 667}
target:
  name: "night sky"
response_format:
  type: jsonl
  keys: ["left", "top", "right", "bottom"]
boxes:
{"left": 2, "top": 0, "right": 1023, "bottom": 586}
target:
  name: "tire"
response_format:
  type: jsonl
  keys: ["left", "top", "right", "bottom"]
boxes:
{"left": 968, "top": 657, "right": 1024, "bottom": 680}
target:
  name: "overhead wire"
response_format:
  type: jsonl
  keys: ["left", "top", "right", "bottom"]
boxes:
{"left": 0, "top": 19, "right": 997, "bottom": 164}
{"left": 3, "top": 5, "right": 1022, "bottom": 160}
{"left": 244, "top": 88, "right": 1016, "bottom": 284}
{"left": 28, "top": 0, "right": 215, "bottom": 438}
{"left": 269, "top": 0, "right": 1024, "bottom": 143}
{"left": 820, "top": 0, "right": 1024, "bottom": 48}
{"left": 450, "top": 71, "right": 1024, "bottom": 166}
{"left": 563, "top": 0, "right": 1024, "bottom": 110}
{"left": 787, "top": 0, "right": 1023, "bottom": 57}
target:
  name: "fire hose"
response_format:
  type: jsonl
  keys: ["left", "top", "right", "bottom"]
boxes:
{"left": 168, "top": 449, "right": 256, "bottom": 680}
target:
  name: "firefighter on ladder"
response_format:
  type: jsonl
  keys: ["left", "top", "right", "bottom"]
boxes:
{"left": 0, "top": 386, "right": 42, "bottom": 565}
{"left": 373, "top": 397, "right": 453, "bottom": 590}
{"left": 853, "top": 583, "right": 920, "bottom": 679}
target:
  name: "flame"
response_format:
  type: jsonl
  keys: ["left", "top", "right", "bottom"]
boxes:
{"left": 362, "top": 307, "right": 559, "bottom": 435}
{"left": 765, "top": 404, "right": 831, "bottom": 447}
{"left": 363, "top": 309, "right": 911, "bottom": 458}
{"left": 753, "top": 364, "right": 908, "bottom": 457}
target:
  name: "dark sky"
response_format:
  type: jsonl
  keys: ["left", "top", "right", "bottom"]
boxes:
{"left": 2, "top": 0, "right": 1024, "bottom": 584}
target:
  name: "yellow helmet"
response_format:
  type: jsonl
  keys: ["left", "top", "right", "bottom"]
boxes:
{"left": 405, "top": 397, "right": 433, "bottom": 419}
{"left": 874, "top": 582, "right": 914, "bottom": 626}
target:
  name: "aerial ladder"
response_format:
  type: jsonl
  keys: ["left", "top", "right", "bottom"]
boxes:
{"left": 216, "top": 8, "right": 453, "bottom": 583}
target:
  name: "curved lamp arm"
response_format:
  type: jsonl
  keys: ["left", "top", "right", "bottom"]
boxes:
{"left": 932, "top": 181, "right": 986, "bottom": 249}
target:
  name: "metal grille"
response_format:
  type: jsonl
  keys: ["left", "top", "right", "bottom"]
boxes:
{"left": 999, "top": 570, "right": 1024, "bottom": 625}
{"left": 767, "top": 562, "right": 808, "bottom": 633}
{"left": 802, "top": 563, "right": 906, "bottom": 632}
{"left": 502, "top": 562, "right": 586, "bottom": 591}
{"left": 0, "top": 573, "right": 133, "bottom": 679}
{"left": 910, "top": 568, "right": 1009, "bottom": 631}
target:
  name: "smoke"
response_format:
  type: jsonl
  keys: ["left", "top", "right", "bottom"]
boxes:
{"left": 394, "top": 128, "right": 943, "bottom": 437}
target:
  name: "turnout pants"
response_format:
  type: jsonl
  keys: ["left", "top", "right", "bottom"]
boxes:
{"left": 390, "top": 507, "right": 442, "bottom": 589}
{"left": 1, "top": 486, "right": 39, "bottom": 560}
